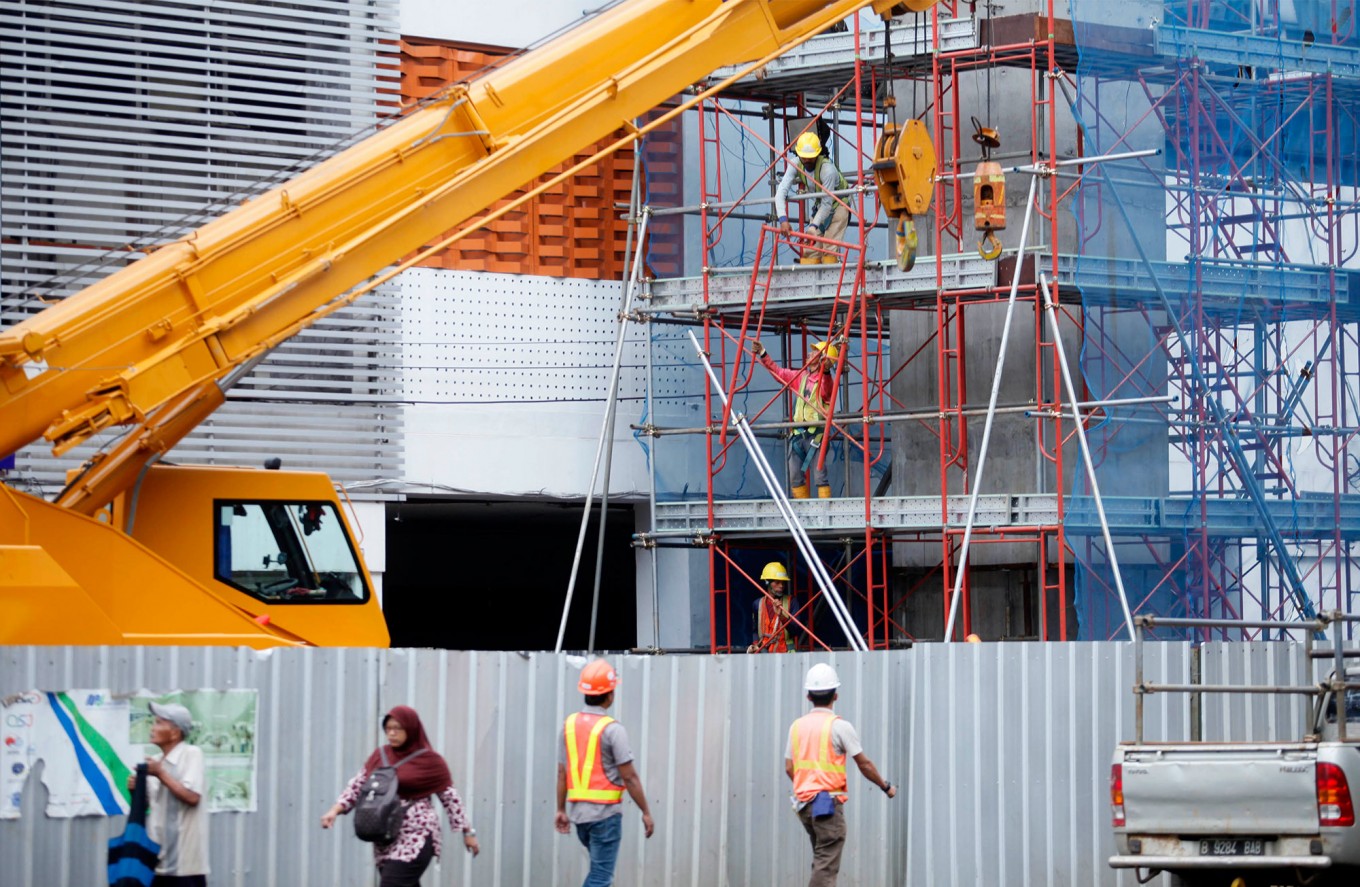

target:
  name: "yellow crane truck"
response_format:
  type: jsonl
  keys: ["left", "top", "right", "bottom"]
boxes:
{"left": 0, "top": 0, "right": 931, "bottom": 647}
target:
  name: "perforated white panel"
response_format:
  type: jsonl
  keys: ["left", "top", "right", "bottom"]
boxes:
{"left": 400, "top": 268, "right": 652, "bottom": 498}
{"left": 402, "top": 269, "right": 647, "bottom": 404}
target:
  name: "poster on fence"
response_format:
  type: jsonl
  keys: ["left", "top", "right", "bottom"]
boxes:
{"left": 2, "top": 690, "right": 133, "bottom": 820}
{"left": 2, "top": 688, "right": 258, "bottom": 818}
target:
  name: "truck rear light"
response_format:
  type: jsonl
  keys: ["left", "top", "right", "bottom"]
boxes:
{"left": 1111, "top": 763, "right": 1125, "bottom": 827}
{"left": 1317, "top": 762, "right": 1355, "bottom": 827}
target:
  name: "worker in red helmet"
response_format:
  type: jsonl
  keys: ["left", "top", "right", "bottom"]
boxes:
{"left": 555, "top": 659, "right": 654, "bottom": 887}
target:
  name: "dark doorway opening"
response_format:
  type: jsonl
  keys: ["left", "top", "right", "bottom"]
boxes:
{"left": 382, "top": 500, "right": 637, "bottom": 650}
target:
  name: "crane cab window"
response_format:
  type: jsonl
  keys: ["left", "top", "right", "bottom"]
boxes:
{"left": 213, "top": 500, "right": 368, "bottom": 604}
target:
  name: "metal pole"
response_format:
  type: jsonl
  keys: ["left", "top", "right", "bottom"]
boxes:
{"left": 686, "top": 331, "right": 868, "bottom": 651}
{"left": 935, "top": 148, "right": 1161, "bottom": 182}
{"left": 942, "top": 173, "right": 1039, "bottom": 642}
{"left": 1134, "top": 616, "right": 1145, "bottom": 742}
{"left": 585, "top": 144, "right": 647, "bottom": 652}
{"left": 555, "top": 211, "right": 652, "bottom": 653}
{"left": 636, "top": 394, "right": 1177, "bottom": 436}
{"left": 1038, "top": 274, "right": 1136, "bottom": 640}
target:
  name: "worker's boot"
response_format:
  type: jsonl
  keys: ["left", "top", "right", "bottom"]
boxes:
{"left": 820, "top": 252, "right": 841, "bottom": 265}
{"left": 791, "top": 484, "right": 811, "bottom": 499}
{"left": 817, "top": 484, "right": 833, "bottom": 499}
{"left": 798, "top": 253, "right": 823, "bottom": 265}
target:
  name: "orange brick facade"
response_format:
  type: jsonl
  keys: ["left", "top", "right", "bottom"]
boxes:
{"left": 400, "top": 37, "right": 681, "bottom": 280}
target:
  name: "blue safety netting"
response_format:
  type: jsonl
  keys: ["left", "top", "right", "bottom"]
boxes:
{"left": 1068, "top": 0, "right": 1360, "bottom": 639}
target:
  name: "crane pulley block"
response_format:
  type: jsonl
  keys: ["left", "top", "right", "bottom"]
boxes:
{"left": 872, "top": 119, "right": 935, "bottom": 219}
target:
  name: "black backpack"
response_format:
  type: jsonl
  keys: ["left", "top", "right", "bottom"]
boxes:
{"left": 353, "top": 747, "right": 427, "bottom": 844}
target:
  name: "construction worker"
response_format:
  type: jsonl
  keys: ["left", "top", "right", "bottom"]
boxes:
{"left": 785, "top": 663, "right": 896, "bottom": 887}
{"left": 555, "top": 659, "right": 654, "bottom": 887}
{"left": 748, "top": 561, "right": 795, "bottom": 653}
{"left": 749, "top": 337, "right": 839, "bottom": 498}
{"left": 775, "top": 130, "right": 850, "bottom": 264}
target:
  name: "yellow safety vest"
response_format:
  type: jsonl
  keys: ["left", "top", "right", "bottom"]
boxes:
{"left": 564, "top": 712, "right": 625, "bottom": 804}
{"left": 793, "top": 371, "right": 830, "bottom": 430}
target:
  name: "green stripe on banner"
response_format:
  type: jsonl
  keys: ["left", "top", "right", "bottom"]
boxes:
{"left": 56, "top": 692, "right": 133, "bottom": 806}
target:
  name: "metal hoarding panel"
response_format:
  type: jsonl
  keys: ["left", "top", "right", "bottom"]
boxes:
{"left": 2, "top": 643, "right": 1210, "bottom": 886}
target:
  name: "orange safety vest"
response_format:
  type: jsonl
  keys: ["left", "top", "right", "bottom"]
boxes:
{"left": 564, "top": 712, "right": 625, "bottom": 804}
{"left": 757, "top": 595, "right": 792, "bottom": 653}
{"left": 790, "top": 709, "right": 848, "bottom": 802}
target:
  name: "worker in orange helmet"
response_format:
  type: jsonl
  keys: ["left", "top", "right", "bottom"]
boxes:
{"left": 786, "top": 663, "right": 896, "bottom": 887}
{"left": 555, "top": 659, "right": 654, "bottom": 887}
{"left": 748, "top": 561, "right": 795, "bottom": 653}
{"left": 750, "top": 337, "right": 840, "bottom": 498}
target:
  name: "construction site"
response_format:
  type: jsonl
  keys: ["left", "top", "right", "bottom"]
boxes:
{"left": 3, "top": 1, "right": 1360, "bottom": 885}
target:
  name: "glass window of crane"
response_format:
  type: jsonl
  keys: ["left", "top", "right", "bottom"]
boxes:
{"left": 213, "top": 500, "right": 368, "bottom": 604}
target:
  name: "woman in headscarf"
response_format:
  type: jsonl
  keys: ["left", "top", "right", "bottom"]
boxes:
{"left": 321, "top": 705, "right": 479, "bottom": 886}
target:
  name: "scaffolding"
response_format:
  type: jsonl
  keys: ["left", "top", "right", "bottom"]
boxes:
{"left": 615, "top": 0, "right": 1360, "bottom": 650}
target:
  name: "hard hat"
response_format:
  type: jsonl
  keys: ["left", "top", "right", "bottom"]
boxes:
{"left": 760, "top": 561, "right": 790, "bottom": 583}
{"left": 804, "top": 662, "right": 841, "bottom": 692}
{"left": 965, "top": 633, "right": 982, "bottom": 644}
{"left": 795, "top": 131, "right": 822, "bottom": 159}
{"left": 578, "top": 659, "right": 619, "bottom": 694}
{"left": 812, "top": 341, "right": 839, "bottom": 361}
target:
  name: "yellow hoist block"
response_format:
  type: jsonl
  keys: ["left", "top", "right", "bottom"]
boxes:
{"left": 874, "top": 119, "right": 935, "bottom": 217}
{"left": 874, "top": 119, "right": 935, "bottom": 271}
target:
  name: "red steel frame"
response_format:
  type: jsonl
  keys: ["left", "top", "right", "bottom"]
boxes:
{"left": 676, "top": 1, "right": 1085, "bottom": 651}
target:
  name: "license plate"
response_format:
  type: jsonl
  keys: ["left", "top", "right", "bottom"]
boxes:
{"left": 1199, "top": 839, "right": 1265, "bottom": 856}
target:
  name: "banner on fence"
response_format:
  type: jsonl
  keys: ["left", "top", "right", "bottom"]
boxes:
{"left": 2, "top": 688, "right": 257, "bottom": 818}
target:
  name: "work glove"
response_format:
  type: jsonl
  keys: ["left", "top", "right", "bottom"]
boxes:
{"left": 749, "top": 340, "right": 766, "bottom": 357}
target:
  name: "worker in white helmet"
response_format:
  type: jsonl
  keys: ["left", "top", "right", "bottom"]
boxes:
{"left": 785, "top": 663, "right": 895, "bottom": 887}
{"left": 774, "top": 128, "right": 850, "bottom": 264}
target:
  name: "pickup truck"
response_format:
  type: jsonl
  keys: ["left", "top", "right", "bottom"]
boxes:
{"left": 1109, "top": 614, "right": 1360, "bottom": 887}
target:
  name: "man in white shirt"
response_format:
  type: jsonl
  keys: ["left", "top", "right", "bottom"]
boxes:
{"left": 138, "top": 702, "right": 210, "bottom": 886}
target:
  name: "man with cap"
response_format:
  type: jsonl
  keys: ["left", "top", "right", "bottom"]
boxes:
{"left": 130, "top": 701, "right": 209, "bottom": 886}
{"left": 785, "top": 663, "right": 895, "bottom": 887}
{"left": 555, "top": 658, "right": 654, "bottom": 887}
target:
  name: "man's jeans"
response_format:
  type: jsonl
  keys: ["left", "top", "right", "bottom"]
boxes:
{"left": 575, "top": 812, "right": 623, "bottom": 887}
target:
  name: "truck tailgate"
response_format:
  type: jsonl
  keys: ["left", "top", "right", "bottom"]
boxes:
{"left": 1123, "top": 745, "right": 1319, "bottom": 834}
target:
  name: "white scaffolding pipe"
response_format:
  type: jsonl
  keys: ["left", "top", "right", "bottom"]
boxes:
{"left": 555, "top": 210, "right": 652, "bottom": 654}
{"left": 941, "top": 173, "right": 1039, "bottom": 643}
{"left": 942, "top": 146, "right": 1160, "bottom": 641}
{"left": 686, "top": 331, "right": 869, "bottom": 652}
{"left": 1038, "top": 274, "right": 1136, "bottom": 640}
{"left": 935, "top": 148, "right": 1161, "bottom": 182}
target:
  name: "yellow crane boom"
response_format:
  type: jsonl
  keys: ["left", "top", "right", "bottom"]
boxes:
{"left": 0, "top": 0, "right": 918, "bottom": 646}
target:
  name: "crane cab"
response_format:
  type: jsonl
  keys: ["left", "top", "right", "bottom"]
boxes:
{"left": 115, "top": 464, "right": 390, "bottom": 647}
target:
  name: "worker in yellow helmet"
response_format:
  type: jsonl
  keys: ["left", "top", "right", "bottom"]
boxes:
{"left": 748, "top": 561, "right": 795, "bottom": 653}
{"left": 775, "top": 129, "right": 850, "bottom": 264}
{"left": 749, "top": 338, "right": 840, "bottom": 498}
{"left": 555, "top": 659, "right": 654, "bottom": 887}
